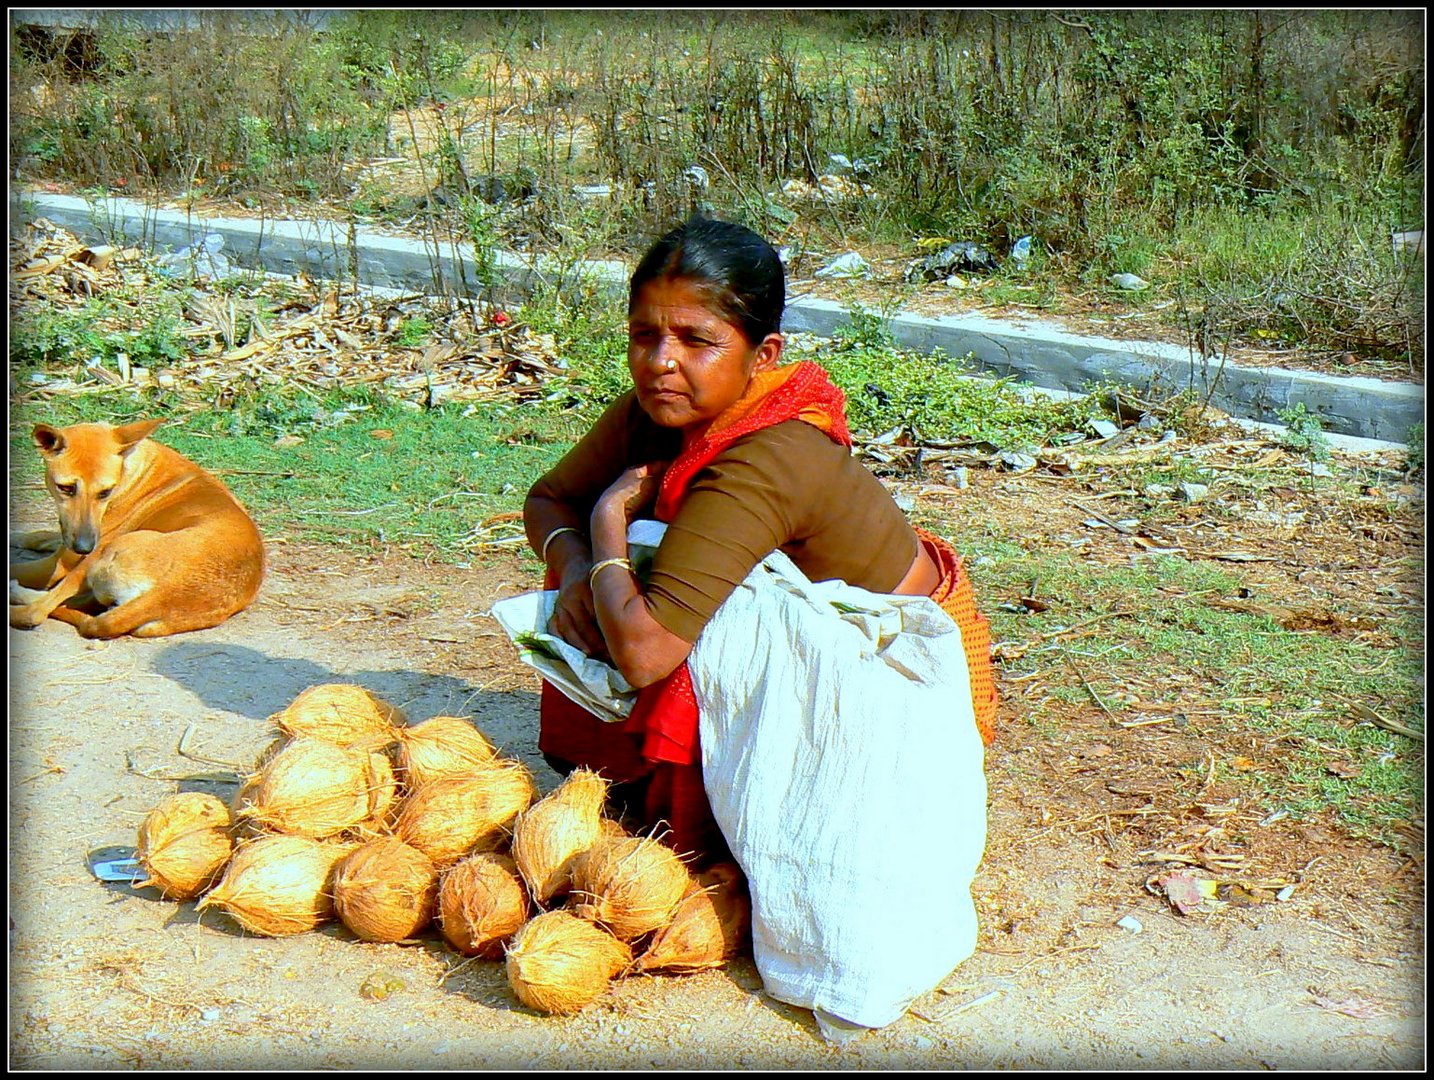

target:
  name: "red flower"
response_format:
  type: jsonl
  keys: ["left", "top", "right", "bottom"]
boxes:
{"left": 492, "top": 310, "right": 511, "bottom": 327}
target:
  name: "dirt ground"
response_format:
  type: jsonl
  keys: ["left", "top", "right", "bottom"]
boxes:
{"left": 7, "top": 459, "right": 1425, "bottom": 1071}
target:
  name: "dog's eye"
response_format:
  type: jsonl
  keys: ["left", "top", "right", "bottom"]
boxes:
{"left": 97, "top": 488, "right": 115, "bottom": 499}
{"left": 56, "top": 483, "right": 77, "bottom": 496}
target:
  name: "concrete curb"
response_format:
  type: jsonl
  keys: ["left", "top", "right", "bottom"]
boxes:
{"left": 12, "top": 191, "right": 1423, "bottom": 444}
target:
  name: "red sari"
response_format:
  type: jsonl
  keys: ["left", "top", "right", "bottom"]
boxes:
{"left": 537, "top": 361, "right": 995, "bottom": 860}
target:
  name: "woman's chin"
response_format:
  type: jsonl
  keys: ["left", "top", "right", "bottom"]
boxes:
{"left": 639, "top": 398, "right": 699, "bottom": 429}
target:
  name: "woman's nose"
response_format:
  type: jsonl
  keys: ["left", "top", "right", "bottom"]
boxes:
{"left": 644, "top": 335, "right": 678, "bottom": 373}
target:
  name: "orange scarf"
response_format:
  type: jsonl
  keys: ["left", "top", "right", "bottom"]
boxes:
{"left": 621, "top": 361, "right": 851, "bottom": 771}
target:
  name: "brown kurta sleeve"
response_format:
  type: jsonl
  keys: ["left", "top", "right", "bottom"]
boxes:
{"left": 645, "top": 420, "right": 920, "bottom": 643}
{"left": 527, "top": 390, "right": 682, "bottom": 517}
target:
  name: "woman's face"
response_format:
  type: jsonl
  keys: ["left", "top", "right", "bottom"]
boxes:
{"left": 628, "top": 276, "right": 782, "bottom": 435}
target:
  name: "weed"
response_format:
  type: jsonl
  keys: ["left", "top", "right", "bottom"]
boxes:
{"left": 392, "top": 317, "right": 434, "bottom": 348}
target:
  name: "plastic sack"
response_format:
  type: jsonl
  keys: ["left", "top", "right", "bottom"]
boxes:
{"left": 490, "top": 588, "right": 636, "bottom": 722}
{"left": 489, "top": 520, "right": 667, "bottom": 722}
{"left": 687, "top": 541, "right": 987, "bottom": 1032}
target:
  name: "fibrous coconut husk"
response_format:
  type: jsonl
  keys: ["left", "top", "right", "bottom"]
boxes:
{"left": 438, "top": 852, "right": 530, "bottom": 958}
{"left": 332, "top": 837, "right": 439, "bottom": 943}
{"left": 511, "top": 767, "right": 609, "bottom": 905}
{"left": 570, "top": 833, "right": 691, "bottom": 942}
{"left": 394, "top": 715, "right": 498, "bottom": 788}
{"left": 135, "top": 791, "right": 235, "bottom": 900}
{"left": 358, "top": 749, "right": 399, "bottom": 836}
{"left": 197, "top": 834, "right": 355, "bottom": 936}
{"left": 598, "top": 817, "right": 631, "bottom": 841}
{"left": 238, "top": 737, "right": 391, "bottom": 839}
{"left": 505, "top": 910, "right": 632, "bottom": 1015}
{"left": 633, "top": 862, "right": 750, "bottom": 974}
{"left": 270, "top": 683, "right": 405, "bottom": 747}
{"left": 395, "top": 762, "right": 536, "bottom": 868}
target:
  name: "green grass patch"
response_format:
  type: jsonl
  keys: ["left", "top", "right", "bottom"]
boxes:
{"left": 9, "top": 387, "right": 580, "bottom": 560}
{"left": 921, "top": 527, "right": 1424, "bottom": 851}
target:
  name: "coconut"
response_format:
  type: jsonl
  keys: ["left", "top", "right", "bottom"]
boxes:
{"left": 570, "top": 834, "right": 691, "bottom": 942}
{"left": 239, "top": 737, "right": 389, "bottom": 839}
{"left": 505, "top": 910, "right": 632, "bottom": 1015}
{"left": 393, "top": 715, "right": 498, "bottom": 788}
{"left": 395, "top": 763, "right": 536, "bottom": 868}
{"left": 270, "top": 683, "right": 405, "bottom": 746}
{"left": 598, "top": 817, "right": 631, "bottom": 841}
{"left": 438, "top": 852, "right": 530, "bottom": 958}
{"left": 359, "top": 749, "right": 399, "bottom": 835}
{"left": 511, "top": 768, "right": 609, "bottom": 904}
{"left": 134, "top": 791, "right": 235, "bottom": 900}
{"left": 633, "top": 862, "right": 751, "bottom": 974}
{"left": 332, "top": 837, "right": 439, "bottom": 943}
{"left": 197, "top": 834, "right": 354, "bottom": 936}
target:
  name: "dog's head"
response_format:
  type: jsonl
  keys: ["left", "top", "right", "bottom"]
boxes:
{"left": 32, "top": 418, "right": 165, "bottom": 555}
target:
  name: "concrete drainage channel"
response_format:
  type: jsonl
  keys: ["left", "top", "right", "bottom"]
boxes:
{"left": 13, "top": 191, "right": 1422, "bottom": 451}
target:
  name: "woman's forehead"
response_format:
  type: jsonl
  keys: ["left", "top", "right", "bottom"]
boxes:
{"left": 630, "top": 277, "right": 732, "bottom": 326}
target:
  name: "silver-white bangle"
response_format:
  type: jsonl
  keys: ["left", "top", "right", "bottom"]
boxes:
{"left": 541, "top": 526, "right": 581, "bottom": 561}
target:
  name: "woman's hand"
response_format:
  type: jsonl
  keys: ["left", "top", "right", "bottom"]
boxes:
{"left": 550, "top": 559, "right": 610, "bottom": 661}
{"left": 594, "top": 461, "right": 668, "bottom": 527}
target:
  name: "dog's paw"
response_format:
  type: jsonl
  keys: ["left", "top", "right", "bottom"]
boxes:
{"left": 9, "top": 581, "right": 47, "bottom": 606}
{"left": 8, "top": 605, "right": 45, "bottom": 630}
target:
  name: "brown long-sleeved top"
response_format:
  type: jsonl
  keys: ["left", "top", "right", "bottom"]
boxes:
{"left": 530, "top": 390, "right": 920, "bottom": 643}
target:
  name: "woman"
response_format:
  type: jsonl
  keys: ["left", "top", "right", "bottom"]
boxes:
{"left": 523, "top": 216, "right": 997, "bottom": 863}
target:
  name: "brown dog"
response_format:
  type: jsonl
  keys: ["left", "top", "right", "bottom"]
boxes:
{"left": 9, "top": 419, "right": 264, "bottom": 638}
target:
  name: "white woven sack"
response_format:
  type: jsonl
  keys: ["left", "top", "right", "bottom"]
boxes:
{"left": 687, "top": 543, "right": 987, "bottom": 1030}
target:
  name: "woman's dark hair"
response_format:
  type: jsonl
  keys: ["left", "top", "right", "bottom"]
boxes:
{"left": 628, "top": 216, "right": 785, "bottom": 345}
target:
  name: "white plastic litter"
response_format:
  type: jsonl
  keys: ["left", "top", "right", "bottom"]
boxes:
{"left": 156, "top": 233, "right": 235, "bottom": 280}
{"left": 492, "top": 520, "right": 987, "bottom": 1034}
{"left": 814, "top": 252, "right": 871, "bottom": 279}
{"left": 1108, "top": 272, "right": 1150, "bottom": 291}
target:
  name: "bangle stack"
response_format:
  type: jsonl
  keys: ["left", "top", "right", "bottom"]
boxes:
{"left": 588, "top": 557, "right": 634, "bottom": 587}
{"left": 540, "top": 526, "right": 581, "bottom": 561}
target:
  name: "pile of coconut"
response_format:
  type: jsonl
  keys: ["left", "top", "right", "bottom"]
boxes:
{"left": 130, "top": 683, "right": 750, "bottom": 1015}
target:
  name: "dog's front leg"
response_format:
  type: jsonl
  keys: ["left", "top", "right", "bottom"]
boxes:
{"left": 9, "top": 561, "right": 89, "bottom": 629}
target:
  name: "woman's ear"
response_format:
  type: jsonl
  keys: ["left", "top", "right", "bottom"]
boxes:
{"left": 753, "top": 332, "right": 784, "bottom": 372}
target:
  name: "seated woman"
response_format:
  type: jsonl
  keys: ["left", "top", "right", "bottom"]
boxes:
{"left": 524, "top": 215, "right": 997, "bottom": 863}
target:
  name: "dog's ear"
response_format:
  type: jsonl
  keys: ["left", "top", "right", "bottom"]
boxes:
{"left": 32, "top": 424, "right": 67, "bottom": 456}
{"left": 113, "top": 418, "right": 166, "bottom": 455}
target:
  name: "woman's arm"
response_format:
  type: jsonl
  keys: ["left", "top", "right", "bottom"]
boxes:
{"left": 588, "top": 463, "right": 693, "bottom": 688}
{"left": 523, "top": 486, "right": 608, "bottom": 659}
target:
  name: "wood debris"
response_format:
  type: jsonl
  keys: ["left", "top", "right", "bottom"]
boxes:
{"left": 11, "top": 219, "right": 570, "bottom": 408}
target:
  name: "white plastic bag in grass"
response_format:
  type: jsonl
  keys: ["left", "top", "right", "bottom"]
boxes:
{"left": 686, "top": 539, "right": 988, "bottom": 1033}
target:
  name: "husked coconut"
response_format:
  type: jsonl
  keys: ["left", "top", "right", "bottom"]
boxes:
{"left": 634, "top": 862, "right": 751, "bottom": 974}
{"left": 270, "top": 683, "right": 405, "bottom": 746}
{"left": 395, "top": 762, "right": 536, "bottom": 868}
{"left": 394, "top": 715, "right": 498, "bottom": 787}
{"left": 239, "top": 737, "right": 388, "bottom": 839}
{"left": 505, "top": 910, "right": 632, "bottom": 1015}
{"left": 570, "top": 834, "right": 691, "bottom": 941}
{"left": 511, "top": 768, "right": 609, "bottom": 904}
{"left": 438, "top": 852, "right": 529, "bottom": 957}
{"left": 135, "top": 791, "right": 234, "bottom": 900}
{"left": 332, "top": 837, "right": 439, "bottom": 942}
{"left": 197, "top": 834, "right": 354, "bottom": 936}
